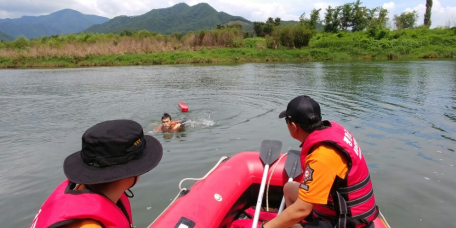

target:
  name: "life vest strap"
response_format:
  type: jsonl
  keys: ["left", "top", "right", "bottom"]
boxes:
{"left": 338, "top": 175, "right": 371, "bottom": 194}
{"left": 345, "top": 189, "right": 374, "bottom": 207}
{"left": 336, "top": 191, "right": 348, "bottom": 228}
{"left": 351, "top": 205, "right": 379, "bottom": 223}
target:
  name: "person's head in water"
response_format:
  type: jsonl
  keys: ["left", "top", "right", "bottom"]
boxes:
{"left": 161, "top": 113, "right": 173, "bottom": 130}
{"left": 157, "top": 113, "right": 184, "bottom": 132}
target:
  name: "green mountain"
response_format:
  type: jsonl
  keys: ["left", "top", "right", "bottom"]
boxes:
{"left": 0, "top": 30, "right": 13, "bottom": 41}
{"left": 0, "top": 9, "right": 109, "bottom": 39}
{"left": 84, "top": 3, "right": 251, "bottom": 34}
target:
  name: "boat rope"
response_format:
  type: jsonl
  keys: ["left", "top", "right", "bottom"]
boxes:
{"left": 266, "top": 152, "right": 288, "bottom": 211}
{"left": 178, "top": 156, "right": 229, "bottom": 191}
{"left": 148, "top": 156, "right": 229, "bottom": 227}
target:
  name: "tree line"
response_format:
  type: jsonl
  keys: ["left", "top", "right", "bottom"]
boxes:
{"left": 254, "top": 0, "right": 437, "bottom": 35}
{"left": 248, "top": 0, "right": 442, "bottom": 49}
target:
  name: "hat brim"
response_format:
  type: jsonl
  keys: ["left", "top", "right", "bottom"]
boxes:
{"left": 63, "top": 135, "right": 163, "bottom": 185}
{"left": 279, "top": 110, "right": 286, "bottom": 118}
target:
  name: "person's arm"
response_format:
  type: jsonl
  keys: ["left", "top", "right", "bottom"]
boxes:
{"left": 154, "top": 125, "right": 162, "bottom": 132}
{"left": 173, "top": 120, "right": 187, "bottom": 130}
{"left": 264, "top": 198, "right": 312, "bottom": 228}
{"left": 265, "top": 145, "right": 343, "bottom": 228}
{"left": 172, "top": 122, "right": 182, "bottom": 130}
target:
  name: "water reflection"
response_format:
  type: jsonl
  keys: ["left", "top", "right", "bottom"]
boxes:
{"left": 161, "top": 132, "right": 187, "bottom": 140}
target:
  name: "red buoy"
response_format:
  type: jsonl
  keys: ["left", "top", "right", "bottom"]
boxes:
{"left": 178, "top": 102, "right": 188, "bottom": 112}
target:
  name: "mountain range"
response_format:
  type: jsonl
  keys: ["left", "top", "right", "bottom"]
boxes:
{"left": 0, "top": 3, "right": 300, "bottom": 41}
{"left": 0, "top": 9, "right": 109, "bottom": 39}
{"left": 0, "top": 30, "right": 13, "bottom": 41}
{"left": 84, "top": 3, "right": 252, "bottom": 34}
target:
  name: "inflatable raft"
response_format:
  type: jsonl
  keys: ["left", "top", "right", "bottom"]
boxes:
{"left": 149, "top": 145, "right": 390, "bottom": 228}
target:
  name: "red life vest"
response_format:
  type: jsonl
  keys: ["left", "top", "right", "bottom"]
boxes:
{"left": 30, "top": 179, "right": 133, "bottom": 228}
{"left": 301, "top": 121, "right": 378, "bottom": 228}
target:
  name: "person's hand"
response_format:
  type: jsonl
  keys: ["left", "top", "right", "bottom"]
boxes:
{"left": 173, "top": 123, "right": 181, "bottom": 129}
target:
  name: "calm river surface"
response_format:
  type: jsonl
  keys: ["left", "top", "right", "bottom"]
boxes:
{"left": 0, "top": 61, "right": 455, "bottom": 228}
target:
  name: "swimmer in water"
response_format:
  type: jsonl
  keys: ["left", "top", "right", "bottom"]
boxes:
{"left": 155, "top": 113, "right": 185, "bottom": 132}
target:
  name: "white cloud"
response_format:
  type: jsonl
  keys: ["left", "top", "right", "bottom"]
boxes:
{"left": 405, "top": 0, "right": 456, "bottom": 28}
{"left": 0, "top": 0, "right": 326, "bottom": 21}
{"left": 383, "top": 2, "right": 396, "bottom": 15}
{"left": 0, "top": 0, "right": 77, "bottom": 18}
{"left": 382, "top": 2, "right": 396, "bottom": 29}
{"left": 0, "top": 0, "right": 454, "bottom": 28}
{"left": 190, "top": 0, "right": 307, "bottom": 22}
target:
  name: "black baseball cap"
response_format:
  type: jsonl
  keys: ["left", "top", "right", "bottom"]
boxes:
{"left": 279, "top": 95, "right": 321, "bottom": 124}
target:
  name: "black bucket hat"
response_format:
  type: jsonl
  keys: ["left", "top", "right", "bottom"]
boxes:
{"left": 64, "top": 119, "right": 163, "bottom": 185}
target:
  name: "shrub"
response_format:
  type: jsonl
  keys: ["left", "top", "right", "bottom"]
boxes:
{"left": 11, "top": 36, "right": 30, "bottom": 49}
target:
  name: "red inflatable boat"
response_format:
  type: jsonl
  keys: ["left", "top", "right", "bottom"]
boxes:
{"left": 149, "top": 150, "right": 390, "bottom": 228}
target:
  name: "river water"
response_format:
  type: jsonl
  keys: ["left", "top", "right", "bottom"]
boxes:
{"left": 0, "top": 61, "right": 455, "bottom": 228}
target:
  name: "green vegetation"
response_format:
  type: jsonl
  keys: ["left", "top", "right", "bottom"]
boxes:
{"left": 1, "top": 27, "right": 454, "bottom": 68}
{"left": 394, "top": 11, "right": 419, "bottom": 30}
{"left": 309, "top": 28, "right": 456, "bottom": 60}
{"left": 0, "top": 1, "right": 455, "bottom": 68}
{"left": 253, "top": 17, "right": 282, "bottom": 37}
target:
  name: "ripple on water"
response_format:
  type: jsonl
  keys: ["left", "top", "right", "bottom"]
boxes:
{"left": 1, "top": 62, "right": 456, "bottom": 228}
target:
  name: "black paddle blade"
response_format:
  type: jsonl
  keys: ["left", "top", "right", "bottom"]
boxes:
{"left": 284, "top": 150, "right": 302, "bottom": 179}
{"left": 259, "top": 140, "right": 282, "bottom": 165}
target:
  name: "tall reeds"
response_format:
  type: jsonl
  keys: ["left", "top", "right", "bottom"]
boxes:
{"left": 0, "top": 27, "right": 245, "bottom": 59}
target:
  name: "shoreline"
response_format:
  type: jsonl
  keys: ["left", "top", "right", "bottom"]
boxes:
{"left": 1, "top": 48, "right": 453, "bottom": 69}
{"left": 1, "top": 28, "right": 455, "bottom": 69}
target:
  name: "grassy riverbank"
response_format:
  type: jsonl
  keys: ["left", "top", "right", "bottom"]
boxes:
{"left": 1, "top": 27, "right": 455, "bottom": 68}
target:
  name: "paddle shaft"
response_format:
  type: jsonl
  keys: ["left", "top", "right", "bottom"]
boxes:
{"left": 278, "top": 177, "right": 293, "bottom": 214}
{"left": 252, "top": 140, "right": 282, "bottom": 228}
{"left": 251, "top": 163, "right": 270, "bottom": 228}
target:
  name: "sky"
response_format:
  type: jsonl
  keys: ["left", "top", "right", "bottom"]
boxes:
{"left": 0, "top": 0, "right": 455, "bottom": 28}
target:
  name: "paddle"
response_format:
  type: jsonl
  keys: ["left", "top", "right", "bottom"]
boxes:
{"left": 278, "top": 149, "right": 302, "bottom": 214}
{"left": 251, "top": 140, "right": 282, "bottom": 228}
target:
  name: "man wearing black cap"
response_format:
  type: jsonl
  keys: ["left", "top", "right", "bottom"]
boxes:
{"left": 263, "top": 95, "right": 379, "bottom": 228}
{"left": 30, "top": 119, "right": 163, "bottom": 228}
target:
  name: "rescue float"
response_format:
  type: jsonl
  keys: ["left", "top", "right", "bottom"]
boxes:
{"left": 178, "top": 102, "right": 188, "bottom": 112}
{"left": 149, "top": 140, "right": 391, "bottom": 228}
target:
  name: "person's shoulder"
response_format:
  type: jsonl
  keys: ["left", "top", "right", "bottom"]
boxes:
{"left": 308, "top": 143, "right": 348, "bottom": 170}
{"left": 154, "top": 125, "right": 163, "bottom": 131}
{"left": 61, "top": 219, "right": 102, "bottom": 228}
{"left": 308, "top": 144, "right": 345, "bottom": 161}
